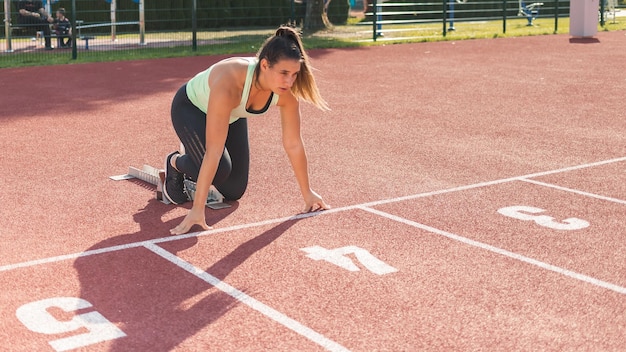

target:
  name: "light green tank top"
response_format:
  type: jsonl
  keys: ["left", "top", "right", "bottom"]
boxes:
{"left": 186, "top": 57, "right": 279, "bottom": 124}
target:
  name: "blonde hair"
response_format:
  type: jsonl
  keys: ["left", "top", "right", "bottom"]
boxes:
{"left": 255, "top": 26, "right": 329, "bottom": 111}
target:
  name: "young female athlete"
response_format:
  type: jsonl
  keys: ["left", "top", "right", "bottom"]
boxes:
{"left": 164, "top": 26, "right": 330, "bottom": 235}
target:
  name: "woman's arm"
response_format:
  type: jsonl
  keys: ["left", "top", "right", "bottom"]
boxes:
{"left": 169, "top": 65, "right": 240, "bottom": 235}
{"left": 193, "top": 90, "right": 231, "bottom": 208}
{"left": 279, "top": 94, "right": 330, "bottom": 212}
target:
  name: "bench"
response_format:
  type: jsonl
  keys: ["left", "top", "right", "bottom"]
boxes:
{"left": 518, "top": 0, "right": 544, "bottom": 26}
{"left": 74, "top": 21, "right": 97, "bottom": 50}
{"left": 9, "top": 23, "right": 45, "bottom": 36}
{"left": 7, "top": 22, "right": 53, "bottom": 47}
{"left": 74, "top": 20, "right": 141, "bottom": 50}
{"left": 80, "top": 35, "right": 95, "bottom": 49}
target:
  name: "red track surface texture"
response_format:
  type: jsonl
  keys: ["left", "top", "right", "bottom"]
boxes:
{"left": 1, "top": 31, "right": 625, "bottom": 351}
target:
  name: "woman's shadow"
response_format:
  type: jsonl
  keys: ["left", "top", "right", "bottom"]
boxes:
{"left": 73, "top": 198, "right": 301, "bottom": 351}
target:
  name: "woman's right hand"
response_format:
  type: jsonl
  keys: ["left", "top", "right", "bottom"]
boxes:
{"left": 170, "top": 206, "right": 211, "bottom": 235}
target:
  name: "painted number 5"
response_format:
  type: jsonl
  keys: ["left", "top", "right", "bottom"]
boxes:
{"left": 16, "top": 297, "right": 126, "bottom": 351}
{"left": 497, "top": 205, "right": 589, "bottom": 230}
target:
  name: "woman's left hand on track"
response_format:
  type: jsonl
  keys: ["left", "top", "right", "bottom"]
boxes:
{"left": 303, "top": 190, "right": 331, "bottom": 213}
{"left": 170, "top": 207, "right": 212, "bottom": 235}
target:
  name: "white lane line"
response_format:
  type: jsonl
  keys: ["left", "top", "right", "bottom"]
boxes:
{"left": 143, "top": 243, "right": 350, "bottom": 352}
{"left": 357, "top": 156, "right": 626, "bottom": 208}
{"left": 358, "top": 206, "right": 626, "bottom": 295}
{"left": 0, "top": 241, "right": 148, "bottom": 272}
{"left": 520, "top": 178, "right": 626, "bottom": 205}
{"left": 2, "top": 156, "right": 624, "bottom": 273}
{"left": 0, "top": 214, "right": 317, "bottom": 273}
{"left": 514, "top": 156, "right": 626, "bottom": 178}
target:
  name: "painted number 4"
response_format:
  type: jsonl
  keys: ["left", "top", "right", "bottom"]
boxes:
{"left": 301, "top": 245, "right": 398, "bottom": 275}
{"left": 16, "top": 297, "right": 126, "bottom": 351}
{"left": 498, "top": 205, "right": 589, "bottom": 230}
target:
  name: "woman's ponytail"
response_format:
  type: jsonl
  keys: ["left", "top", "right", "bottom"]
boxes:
{"left": 256, "top": 26, "right": 329, "bottom": 111}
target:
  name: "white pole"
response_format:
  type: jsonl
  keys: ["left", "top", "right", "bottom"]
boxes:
{"left": 139, "top": 0, "right": 145, "bottom": 45}
{"left": 4, "top": 0, "right": 13, "bottom": 52}
{"left": 111, "top": 0, "right": 116, "bottom": 41}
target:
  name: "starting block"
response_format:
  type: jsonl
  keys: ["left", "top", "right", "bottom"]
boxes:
{"left": 184, "top": 179, "right": 232, "bottom": 210}
{"left": 111, "top": 164, "right": 231, "bottom": 209}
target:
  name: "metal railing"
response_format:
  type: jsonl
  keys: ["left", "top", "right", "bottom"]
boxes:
{"left": 363, "top": 0, "right": 575, "bottom": 41}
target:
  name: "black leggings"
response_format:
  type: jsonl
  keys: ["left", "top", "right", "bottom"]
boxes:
{"left": 170, "top": 84, "right": 249, "bottom": 200}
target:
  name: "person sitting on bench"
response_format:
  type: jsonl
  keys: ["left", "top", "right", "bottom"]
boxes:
{"left": 53, "top": 8, "right": 72, "bottom": 48}
{"left": 17, "top": 0, "right": 54, "bottom": 50}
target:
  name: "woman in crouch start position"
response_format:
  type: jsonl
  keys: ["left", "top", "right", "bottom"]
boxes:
{"left": 164, "top": 26, "right": 330, "bottom": 235}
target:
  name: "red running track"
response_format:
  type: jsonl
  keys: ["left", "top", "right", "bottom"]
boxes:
{"left": 0, "top": 31, "right": 625, "bottom": 351}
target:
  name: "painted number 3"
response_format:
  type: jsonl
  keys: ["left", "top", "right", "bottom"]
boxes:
{"left": 498, "top": 205, "right": 590, "bottom": 230}
{"left": 16, "top": 297, "right": 126, "bottom": 351}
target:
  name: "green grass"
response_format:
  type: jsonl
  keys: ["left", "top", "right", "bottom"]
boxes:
{"left": 2, "top": 14, "right": 625, "bottom": 68}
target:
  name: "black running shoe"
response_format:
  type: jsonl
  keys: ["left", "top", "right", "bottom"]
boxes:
{"left": 163, "top": 151, "right": 189, "bottom": 204}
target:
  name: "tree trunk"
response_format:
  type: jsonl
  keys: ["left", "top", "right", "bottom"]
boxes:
{"left": 304, "top": 0, "right": 332, "bottom": 31}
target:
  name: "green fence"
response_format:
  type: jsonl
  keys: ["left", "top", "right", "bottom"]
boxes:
{"left": 1, "top": 0, "right": 623, "bottom": 67}
{"left": 1, "top": 0, "right": 312, "bottom": 55}
{"left": 364, "top": 0, "right": 622, "bottom": 40}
